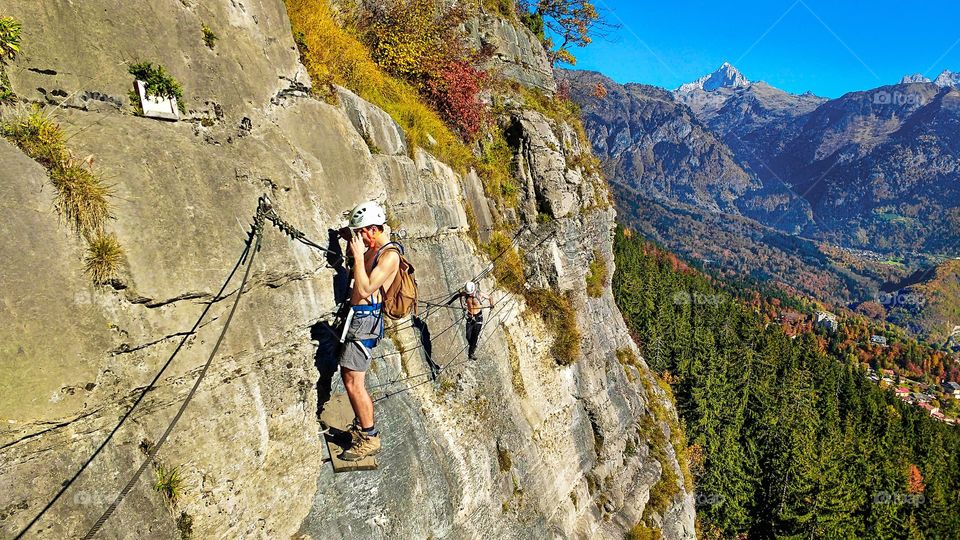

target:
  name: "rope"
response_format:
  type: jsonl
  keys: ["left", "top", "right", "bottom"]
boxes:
{"left": 13, "top": 240, "right": 253, "bottom": 540}
{"left": 369, "top": 228, "right": 558, "bottom": 394}
{"left": 372, "top": 292, "right": 513, "bottom": 389}
{"left": 372, "top": 295, "right": 519, "bottom": 402}
{"left": 83, "top": 216, "right": 265, "bottom": 539}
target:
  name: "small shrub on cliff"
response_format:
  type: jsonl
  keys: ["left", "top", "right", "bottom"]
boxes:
{"left": 424, "top": 59, "right": 488, "bottom": 140}
{"left": 84, "top": 233, "right": 124, "bottom": 284}
{"left": 128, "top": 62, "right": 186, "bottom": 113}
{"left": 525, "top": 288, "right": 581, "bottom": 366}
{"left": 476, "top": 128, "right": 519, "bottom": 207}
{"left": 482, "top": 0, "right": 517, "bottom": 20}
{"left": 201, "top": 23, "right": 218, "bottom": 49}
{"left": 485, "top": 232, "right": 526, "bottom": 295}
{"left": 362, "top": 0, "right": 489, "bottom": 141}
{"left": 627, "top": 523, "right": 661, "bottom": 540}
{"left": 0, "top": 16, "right": 22, "bottom": 62}
{"left": 585, "top": 249, "right": 607, "bottom": 297}
{"left": 0, "top": 16, "right": 21, "bottom": 102}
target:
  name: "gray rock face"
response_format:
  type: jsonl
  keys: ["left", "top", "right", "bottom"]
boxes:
{"left": 0, "top": 1, "right": 693, "bottom": 539}
{"left": 465, "top": 12, "right": 557, "bottom": 94}
{"left": 337, "top": 86, "right": 408, "bottom": 156}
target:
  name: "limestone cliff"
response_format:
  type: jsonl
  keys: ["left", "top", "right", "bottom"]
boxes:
{"left": 0, "top": 1, "right": 695, "bottom": 538}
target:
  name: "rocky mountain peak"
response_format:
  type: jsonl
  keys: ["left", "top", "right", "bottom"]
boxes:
{"left": 900, "top": 73, "right": 931, "bottom": 84}
{"left": 676, "top": 62, "right": 751, "bottom": 93}
{"left": 934, "top": 69, "right": 960, "bottom": 88}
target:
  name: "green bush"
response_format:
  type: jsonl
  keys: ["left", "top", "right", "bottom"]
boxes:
{"left": 482, "top": 0, "right": 517, "bottom": 20}
{"left": 128, "top": 62, "right": 186, "bottom": 113}
{"left": 477, "top": 128, "right": 519, "bottom": 208}
{"left": 201, "top": 23, "right": 218, "bottom": 49}
{"left": 626, "top": 523, "right": 661, "bottom": 540}
{"left": 519, "top": 10, "right": 545, "bottom": 41}
{"left": 0, "top": 16, "right": 22, "bottom": 62}
{"left": 0, "top": 17, "right": 19, "bottom": 102}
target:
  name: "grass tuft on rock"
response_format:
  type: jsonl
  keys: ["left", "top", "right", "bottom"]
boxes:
{"left": 154, "top": 463, "right": 184, "bottom": 507}
{"left": 0, "top": 106, "right": 67, "bottom": 167}
{"left": 525, "top": 288, "right": 581, "bottom": 366}
{"left": 2, "top": 106, "right": 121, "bottom": 283}
{"left": 84, "top": 233, "right": 124, "bottom": 284}
{"left": 585, "top": 249, "right": 608, "bottom": 297}
{"left": 485, "top": 232, "right": 526, "bottom": 295}
{"left": 52, "top": 157, "right": 112, "bottom": 239}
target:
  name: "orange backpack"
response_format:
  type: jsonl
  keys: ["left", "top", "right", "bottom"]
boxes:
{"left": 374, "top": 242, "right": 418, "bottom": 319}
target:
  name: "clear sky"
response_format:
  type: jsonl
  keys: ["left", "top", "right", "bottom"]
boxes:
{"left": 568, "top": 0, "right": 960, "bottom": 98}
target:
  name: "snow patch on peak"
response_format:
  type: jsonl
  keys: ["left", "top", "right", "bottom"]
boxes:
{"left": 900, "top": 73, "right": 931, "bottom": 84}
{"left": 676, "top": 62, "right": 751, "bottom": 94}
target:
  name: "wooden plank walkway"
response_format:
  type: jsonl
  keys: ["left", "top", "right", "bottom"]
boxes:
{"left": 320, "top": 393, "right": 378, "bottom": 472}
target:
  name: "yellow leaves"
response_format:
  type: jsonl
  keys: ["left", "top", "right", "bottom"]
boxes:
{"left": 284, "top": 0, "right": 473, "bottom": 170}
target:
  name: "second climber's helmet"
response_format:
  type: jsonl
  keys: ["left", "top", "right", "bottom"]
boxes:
{"left": 349, "top": 201, "right": 387, "bottom": 229}
{"left": 464, "top": 281, "right": 477, "bottom": 295}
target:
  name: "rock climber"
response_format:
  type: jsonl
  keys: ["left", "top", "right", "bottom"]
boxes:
{"left": 446, "top": 281, "right": 495, "bottom": 360}
{"left": 336, "top": 200, "right": 399, "bottom": 461}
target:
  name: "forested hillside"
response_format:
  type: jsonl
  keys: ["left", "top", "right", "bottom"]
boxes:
{"left": 613, "top": 228, "right": 960, "bottom": 538}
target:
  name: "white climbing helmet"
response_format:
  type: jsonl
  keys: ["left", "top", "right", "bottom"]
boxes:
{"left": 464, "top": 281, "right": 477, "bottom": 295}
{"left": 349, "top": 201, "right": 386, "bottom": 229}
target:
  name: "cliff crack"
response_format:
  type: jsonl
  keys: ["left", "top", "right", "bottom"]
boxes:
{"left": 0, "top": 409, "right": 102, "bottom": 451}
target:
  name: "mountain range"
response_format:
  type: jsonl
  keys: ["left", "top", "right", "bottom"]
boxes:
{"left": 563, "top": 63, "right": 960, "bottom": 338}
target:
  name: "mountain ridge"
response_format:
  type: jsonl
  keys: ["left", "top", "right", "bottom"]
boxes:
{"left": 564, "top": 64, "right": 959, "bottom": 310}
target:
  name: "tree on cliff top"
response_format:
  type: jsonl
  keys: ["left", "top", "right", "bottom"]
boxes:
{"left": 518, "top": 0, "right": 615, "bottom": 66}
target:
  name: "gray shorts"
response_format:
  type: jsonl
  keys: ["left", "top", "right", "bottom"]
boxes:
{"left": 338, "top": 307, "right": 383, "bottom": 372}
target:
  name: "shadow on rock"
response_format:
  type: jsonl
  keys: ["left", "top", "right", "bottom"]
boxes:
{"left": 312, "top": 229, "right": 351, "bottom": 418}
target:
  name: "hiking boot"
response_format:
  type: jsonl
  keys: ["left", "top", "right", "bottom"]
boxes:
{"left": 339, "top": 431, "right": 381, "bottom": 461}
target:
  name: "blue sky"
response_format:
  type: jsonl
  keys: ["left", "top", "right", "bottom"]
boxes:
{"left": 568, "top": 0, "right": 960, "bottom": 97}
